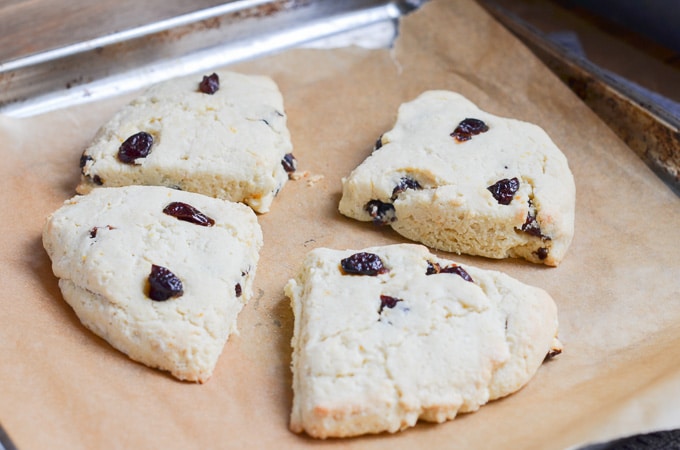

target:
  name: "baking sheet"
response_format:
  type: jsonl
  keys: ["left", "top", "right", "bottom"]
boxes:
{"left": 1, "top": 0, "right": 680, "bottom": 448}
{"left": 478, "top": 0, "right": 680, "bottom": 195}
{"left": 0, "top": 0, "right": 413, "bottom": 117}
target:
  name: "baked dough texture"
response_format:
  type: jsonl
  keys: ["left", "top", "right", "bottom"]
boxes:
{"left": 77, "top": 70, "right": 294, "bottom": 213}
{"left": 285, "top": 244, "right": 561, "bottom": 438}
{"left": 43, "top": 185, "right": 263, "bottom": 382}
{"left": 338, "top": 91, "right": 575, "bottom": 265}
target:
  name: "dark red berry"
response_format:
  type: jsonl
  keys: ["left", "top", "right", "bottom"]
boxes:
{"left": 365, "top": 200, "right": 395, "bottom": 225}
{"left": 79, "top": 153, "right": 92, "bottom": 169}
{"left": 440, "top": 264, "right": 474, "bottom": 282}
{"left": 391, "top": 177, "right": 422, "bottom": 200}
{"left": 521, "top": 212, "right": 543, "bottom": 237}
{"left": 487, "top": 177, "right": 519, "bottom": 205}
{"left": 340, "top": 252, "right": 387, "bottom": 276}
{"left": 163, "top": 202, "right": 214, "bottom": 226}
{"left": 80, "top": 154, "right": 93, "bottom": 176}
{"left": 535, "top": 247, "right": 549, "bottom": 260}
{"left": 425, "top": 261, "right": 441, "bottom": 275}
{"left": 374, "top": 135, "right": 384, "bottom": 150}
{"left": 89, "top": 225, "right": 115, "bottom": 238}
{"left": 235, "top": 283, "right": 242, "bottom": 298}
{"left": 379, "top": 295, "right": 402, "bottom": 313}
{"left": 545, "top": 346, "right": 562, "bottom": 360}
{"left": 118, "top": 132, "right": 154, "bottom": 164}
{"left": 82, "top": 158, "right": 104, "bottom": 184}
{"left": 281, "top": 153, "right": 297, "bottom": 173}
{"left": 199, "top": 73, "right": 220, "bottom": 94}
{"left": 451, "top": 118, "right": 489, "bottom": 142}
{"left": 148, "top": 264, "right": 183, "bottom": 301}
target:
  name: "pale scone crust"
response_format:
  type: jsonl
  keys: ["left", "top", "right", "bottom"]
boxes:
{"left": 78, "top": 70, "right": 293, "bottom": 213}
{"left": 285, "top": 244, "right": 560, "bottom": 438}
{"left": 43, "top": 185, "right": 263, "bottom": 382}
{"left": 339, "top": 91, "right": 575, "bottom": 266}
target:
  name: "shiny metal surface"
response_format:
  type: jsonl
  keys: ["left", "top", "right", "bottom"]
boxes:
{"left": 480, "top": 1, "right": 680, "bottom": 195}
{"left": 0, "top": 0, "right": 421, "bottom": 117}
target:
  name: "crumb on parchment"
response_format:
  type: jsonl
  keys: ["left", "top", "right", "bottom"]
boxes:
{"left": 290, "top": 170, "right": 325, "bottom": 186}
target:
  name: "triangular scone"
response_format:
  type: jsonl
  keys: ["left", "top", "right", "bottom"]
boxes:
{"left": 339, "top": 91, "right": 575, "bottom": 266}
{"left": 77, "top": 70, "right": 295, "bottom": 213}
{"left": 285, "top": 244, "right": 561, "bottom": 438}
{"left": 43, "top": 186, "right": 263, "bottom": 382}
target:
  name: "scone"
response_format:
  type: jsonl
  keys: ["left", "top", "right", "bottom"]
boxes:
{"left": 42, "top": 185, "right": 263, "bottom": 383}
{"left": 285, "top": 244, "right": 561, "bottom": 438}
{"left": 338, "top": 91, "right": 575, "bottom": 265}
{"left": 78, "top": 70, "right": 296, "bottom": 213}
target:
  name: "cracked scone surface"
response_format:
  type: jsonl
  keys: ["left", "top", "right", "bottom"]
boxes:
{"left": 285, "top": 244, "right": 561, "bottom": 438}
{"left": 78, "top": 70, "right": 294, "bottom": 213}
{"left": 43, "top": 185, "right": 263, "bottom": 383}
{"left": 338, "top": 90, "right": 575, "bottom": 265}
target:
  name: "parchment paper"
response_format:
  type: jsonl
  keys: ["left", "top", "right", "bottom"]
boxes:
{"left": 1, "top": 1, "right": 679, "bottom": 449}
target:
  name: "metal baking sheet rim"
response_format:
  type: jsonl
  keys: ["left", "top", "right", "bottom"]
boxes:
{"left": 0, "top": 0, "right": 422, "bottom": 118}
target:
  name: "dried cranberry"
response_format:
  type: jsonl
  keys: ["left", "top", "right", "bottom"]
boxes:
{"left": 340, "top": 252, "right": 387, "bottom": 276}
{"left": 440, "top": 264, "right": 474, "bottom": 282}
{"left": 487, "top": 177, "right": 519, "bottom": 205}
{"left": 426, "top": 261, "right": 441, "bottom": 275}
{"left": 81, "top": 154, "right": 102, "bottom": 184}
{"left": 365, "top": 200, "right": 396, "bottom": 225}
{"left": 545, "top": 346, "right": 562, "bottom": 360}
{"left": 199, "top": 73, "right": 220, "bottom": 94}
{"left": 379, "top": 295, "right": 402, "bottom": 313}
{"left": 391, "top": 177, "right": 422, "bottom": 200}
{"left": 148, "top": 264, "right": 184, "bottom": 301}
{"left": 281, "top": 153, "right": 297, "bottom": 173}
{"left": 163, "top": 202, "right": 214, "bottom": 226}
{"left": 235, "top": 283, "right": 242, "bottom": 298}
{"left": 79, "top": 154, "right": 92, "bottom": 170}
{"left": 535, "top": 247, "right": 549, "bottom": 260}
{"left": 451, "top": 118, "right": 489, "bottom": 142}
{"left": 521, "top": 212, "right": 543, "bottom": 237}
{"left": 89, "top": 225, "right": 115, "bottom": 238}
{"left": 374, "top": 135, "right": 384, "bottom": 150}
{"left": 118, "top": 132, "right": 154, "bottom": 164}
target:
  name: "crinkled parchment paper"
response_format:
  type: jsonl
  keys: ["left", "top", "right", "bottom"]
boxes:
{"left": 1, "top": 1, "right": 679, "bottom": 448}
